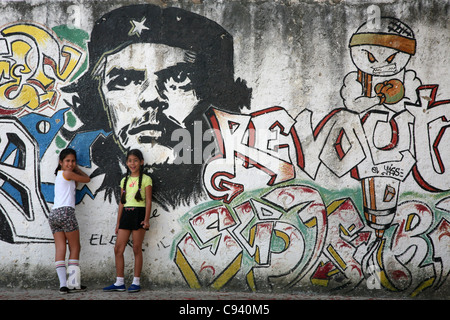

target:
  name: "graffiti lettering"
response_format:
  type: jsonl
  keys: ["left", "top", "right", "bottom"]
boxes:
{"left": 89, "top": 233, "right": 116, "bottom": 246}
{"left": 428, "top": 218, "right": 450, "bottom": 289}
{"left": 204, "top": 89, "right": 449, "bottom": 203}
{"left": 0, "top": 23, "right": 83, "bottom": 116}
{"left": 0, "top": 3, "right": 448, "bottom": 298}
{"left": 175, "top": 184, "right": 449, "bottom": 296}
{"left": 407, "top": 85, "right": 450, "bottom": 191}
{"left": 204, "top": 107, "right": 296, "bottom": 203}
{"left": 175, "top": 206, "right": 242, "bottom": 289}
{"left": 89, "top": 233, "right": 135, "bottom": 248}
{"left": 0, "top": 118, "right": 52, "bottom": 242}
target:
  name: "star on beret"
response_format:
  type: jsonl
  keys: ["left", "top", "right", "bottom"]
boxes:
{"left": 129, "top": 17, "right": 149, "bottom": 37}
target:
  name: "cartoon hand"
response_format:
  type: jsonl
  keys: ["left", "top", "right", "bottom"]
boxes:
{"left": 375, "top": 79, "right": 405, "bottom": 105}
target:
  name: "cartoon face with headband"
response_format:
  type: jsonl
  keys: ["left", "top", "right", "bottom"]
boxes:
{"left": 349, "top": 17, "right": 416, "bottom": 77}
{"left": 342, "top": 17, "right": 421, "bottom": 114}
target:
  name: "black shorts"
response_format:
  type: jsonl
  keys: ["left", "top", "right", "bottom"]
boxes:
{"left": 119, "top": 207, "right": 148, "bottom": 230}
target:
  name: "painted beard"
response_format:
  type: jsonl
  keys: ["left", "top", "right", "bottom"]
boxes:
{"left": 143, "top": 161, "right": 206, "bottom": 210}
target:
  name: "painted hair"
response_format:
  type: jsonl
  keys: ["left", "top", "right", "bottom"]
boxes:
{"left": 121, "top": 149, "right": 145, "bottom": 204}
{"left": 54, "top": 148, "right": 77, "bottom": 175}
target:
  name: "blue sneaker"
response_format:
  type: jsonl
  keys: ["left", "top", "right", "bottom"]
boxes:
{"left": 103, "top": 284, "right": 126, "bottom": 292}
{"left": 127, "top": 284, "right": 141, "bottom": 293}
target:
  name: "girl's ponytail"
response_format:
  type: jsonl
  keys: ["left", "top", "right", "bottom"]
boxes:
{"left": 134, "top": 165, "right": 144, "bottom": 202}
{"left": 120, "top": 169, "right": 130, "bottom": 204}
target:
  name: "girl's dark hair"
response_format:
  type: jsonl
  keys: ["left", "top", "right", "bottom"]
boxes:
{"left": 120, "top": 149, "right": 145, "bottom": 204}
{"left": 54, "top": 148, "right": 77, "bottom": 175}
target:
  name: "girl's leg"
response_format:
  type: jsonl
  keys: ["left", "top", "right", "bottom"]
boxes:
{"left": 131, "top": 229, "right": 146, "bottom": 278}
{"left": 115, "top": 229, "right": 131, "bottom": 277}
{"left": 53, "top": 232, "right": 67, "bottom": 288}
{"left": 65, "top": 230, "right": 82, "bottom": 289}
{"left": 53, "top": 231, "right": 67, "bottom": 261}
{"left": 65, "top": 229, "right": 81, "bottom": 260}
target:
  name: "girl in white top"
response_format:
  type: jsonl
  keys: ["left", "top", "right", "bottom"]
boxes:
{"left": 49, "top": 148, "right": 90, "bottom": 294}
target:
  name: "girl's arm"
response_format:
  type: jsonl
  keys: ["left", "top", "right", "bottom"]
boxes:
{"left": 116, "top": 192, "right": 124, "bottom": 234}
{"left": 63, "top": 166, "right": 91, "bottom": 183}
{"left": 141, "top": 185, "right": 152, "bottom": 230}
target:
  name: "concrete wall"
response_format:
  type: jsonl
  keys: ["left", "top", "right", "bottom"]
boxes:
{"left": 0, "top": 0, "right": 449, "bottom": 298}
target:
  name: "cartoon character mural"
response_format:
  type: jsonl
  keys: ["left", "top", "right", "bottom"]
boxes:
{"left": 0, "top": 3, "right": 449, "bottom": 297}
{"left": 339, "top": 17, "right": 450, "bottom": 291}
{"left": 341, "top": 17, "right": 421, "bottom": 239}
{"left": 174, "top": 13, "right": 450, "bottom": 295}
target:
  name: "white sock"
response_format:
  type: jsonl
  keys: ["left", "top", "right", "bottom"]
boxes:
{"left": 55, "top": 261, "right": 67, "bottom": 288}
{"left": 68, "top": 259, "right": 79, "bottom": 267}
{"left": 114, "top": 277, "right": 124, "bottom": 286}
{"left": 132, "top": 277, "right": 140, "bottom": 286}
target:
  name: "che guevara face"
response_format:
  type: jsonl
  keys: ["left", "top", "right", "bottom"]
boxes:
{"left": 98, "top": 42, "right": 200, "bottom": 164}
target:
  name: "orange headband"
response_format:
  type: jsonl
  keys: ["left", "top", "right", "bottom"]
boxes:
{"left": 350, "top": 33, "right": 416, "bottom": 55}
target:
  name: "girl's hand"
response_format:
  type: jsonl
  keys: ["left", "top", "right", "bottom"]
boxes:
{"left": 115, "top": 224, "right": 119, "bottom": 235}
{"left": 141, "top": 220, "right": 150, "bottom": 230}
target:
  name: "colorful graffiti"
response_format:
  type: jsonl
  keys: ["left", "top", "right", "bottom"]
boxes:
{"left": 176, "top": 84, "right": 450, "bottom": 297}
{"left": 175, "top": 184, "right": 450, "bottom": 296}
{"left": 0, "top": 23, "right": 84, "bottom": 117}
{"left": 173, "top": 15, "right": 450, "bottom": 296}
{"left": 0, "top": 3, "right": 448, "bottom": 297}
{"left": 0, "top": 22, "right": 86, "bottom": 243}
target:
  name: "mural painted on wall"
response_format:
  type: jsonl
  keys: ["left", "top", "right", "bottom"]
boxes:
{"left": 0, "top": 3, "right": 448, "bottom": 297}
{"left": 0, "top": 22, "right": 86, "bottom": 243}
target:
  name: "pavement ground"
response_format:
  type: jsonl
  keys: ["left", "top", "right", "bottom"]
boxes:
{"left": 0, "top": 286, "right": 434, "bottom": 319}
{"left": 0, "top": 284, "right": 402, "bottom": 300}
